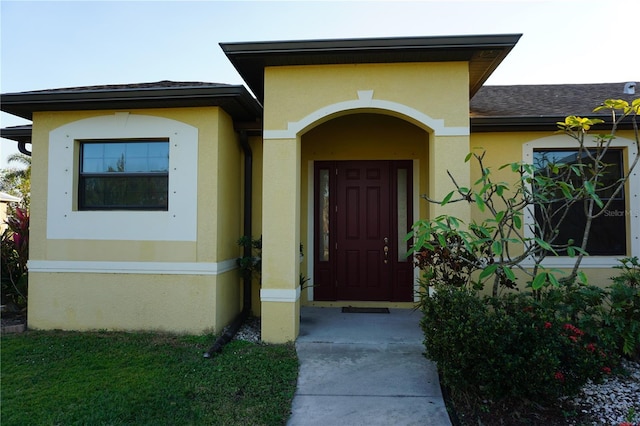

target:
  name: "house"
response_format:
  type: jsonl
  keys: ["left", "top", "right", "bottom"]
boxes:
{"left": 1, "top": 34, "right": 638, "bottom": 343}
{"left": 1, "top": 191, "right": 22, "bottom": 233}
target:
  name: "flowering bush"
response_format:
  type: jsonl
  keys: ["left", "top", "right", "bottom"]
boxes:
{"left": 1, "top": 207, "right": 29, "bottom": 308}
{"left": 419, "top": 283, "right": 617, "bottom": 403}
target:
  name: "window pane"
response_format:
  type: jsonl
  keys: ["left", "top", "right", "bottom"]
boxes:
{"left": 103, "top": 143, "right": 126, "bottom": 159}
{"left": 125, "top": 157, "right": 149, "bottom": 173}
{"left": 82, "top": 141, "right": 169, "bottom": 174}
{"left": 318, "top": 169, "right": 330, "bottom": 262}
{"left": 533, "top": 149, "right": 625, "bottom": 255}
{"left": 534, "top": 149, "right": 623, "bottom": 200}
{"left": 148, "top": 157, "right": 169, "bottom": 172}
{"left": 125, "top": 142, "right": 148, "bottom": 158}
{"left": 80, "top": 176, "right": 168, "bottom": 210}
{"left": 82, "top": 143, "right": 103, "bottom": 158}
{"left": 79, "top": 140, "right": 169, "bottom": 210}
{"left": 82, "top": 158, "right": 103, "bottom": 173}
{"left": 103, "top": 155, "right": 125, "bottom": 172}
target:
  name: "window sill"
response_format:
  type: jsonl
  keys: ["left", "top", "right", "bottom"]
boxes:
{"left": 520, "top": 256, "right": 625, "bottom": 269}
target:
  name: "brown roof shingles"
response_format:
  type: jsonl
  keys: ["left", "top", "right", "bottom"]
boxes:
{"left": 470, "top": 82, "right": 638, "bottom": 118}
{"left": 22, "top": 80, "right": 230, "bottom": 94}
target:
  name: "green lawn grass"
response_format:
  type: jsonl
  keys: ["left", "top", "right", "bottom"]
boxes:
{"left": 1, "top": 331, "right": 298, "bottom": 425}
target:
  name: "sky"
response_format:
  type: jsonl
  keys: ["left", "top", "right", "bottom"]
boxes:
{"left": 1, "top": 0, "right": 639, "bottom": 168}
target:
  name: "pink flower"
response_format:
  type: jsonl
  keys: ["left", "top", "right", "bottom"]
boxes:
{"left": 563, "top": 323, "right": 584, "bottom": 336}
{"left": 554, "top": 371, "right": 565, "bottom": 382}
{"left": 544, "top": 322, "right": 552, "bottom": 329}
{"left": 602, "top": 366, "right": 612, "bottom": 374}
{"left": 585, "top": 343, "right": 597, "bottom": 353}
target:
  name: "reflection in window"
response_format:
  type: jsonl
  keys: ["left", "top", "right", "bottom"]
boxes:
{"left": 79, "top": 140, "right": 169, "bottom": 210}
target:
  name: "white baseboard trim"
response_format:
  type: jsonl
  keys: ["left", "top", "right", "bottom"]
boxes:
{"left": 260, "top": 287, "right": 301, "bottom": 303}
{"left": 27, "top": 258, "right": 238, "bottom": 275}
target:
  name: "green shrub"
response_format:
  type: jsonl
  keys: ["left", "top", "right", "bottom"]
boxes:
{"left": 1, "top": 207, "right": 29, "bottom": 308}
{"left": 419, "top": 283, "right": 616, "bottom": 403}
{"left": 604, "top": 257, "right": 640, "bottom": 360}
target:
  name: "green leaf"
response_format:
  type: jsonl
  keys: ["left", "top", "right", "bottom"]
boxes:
{"left": 534, "top": 238, "right": 556, "bottom": 254}
{"left": 492, "top": 240, "right": 503, "bottom": 256}
{"left": 513, "top": 214, "right": 522, "bottom": 230}
{"left": 479, "top": 264, "right": 498, "bottom": 280}
{"left": 441, "top": 191, "right": 454, "bottom": 206}
{"left": 464, "top": 152, "right": 473, "bottom": 162}
{"left": 502, "top": 266, "right": 516, "bottom": 282}
{"left": 495, "top": 211, "right": 505, "bottom": 223}
{"left": 548, "top": 273, "right": 560, "bottom": 287}
{"left": 570, "top": 164, "right": 583, "bottom": 176}
{"left": 584, "top": 181, "right": 604, "bottom": 208}
{"left": 532, "top": 272, "right": 547, "bottom": 290}
{"left": 578, "top": 271, "right": 588, "bottom": 285}
{"left": 574, "top": 246, "right": 589, "bottom": 256}
{"left": 558, "top": 182, "right": 573, "bottom": 199}
{"left": 584, "top": 180, "right": 595, "bottom": 195}
{"left": 474, "top": 193, "right": 485, "bottom": 212}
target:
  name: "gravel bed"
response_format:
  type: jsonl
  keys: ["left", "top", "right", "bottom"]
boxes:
{"left": 231, "top": 316, "right": 262, "bottom": 344}
{"left": 570, "top": 359, "right": 640, "bottom": 425}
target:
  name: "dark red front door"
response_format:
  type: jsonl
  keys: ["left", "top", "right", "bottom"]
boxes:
{"left": 314, "top": 160, "right": 413, "bottom": 302}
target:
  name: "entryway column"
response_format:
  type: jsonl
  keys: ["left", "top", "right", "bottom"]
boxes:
{"left": 429, "top": 134, "right": 471, "bottom": 223}
{"left": 260, "top": 137, "right": 301, "bottom": 343}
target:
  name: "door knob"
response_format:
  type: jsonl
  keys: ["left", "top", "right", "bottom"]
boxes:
{"left": 383, "top": 237, "right": 389, "bottom": 264}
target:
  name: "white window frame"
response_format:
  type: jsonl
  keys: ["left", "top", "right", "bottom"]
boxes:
{"left": 522, "top": 135, "right": 639, "bottom": 268}
{"left": 47, "top": 113, "right": 198, "bottom": 241}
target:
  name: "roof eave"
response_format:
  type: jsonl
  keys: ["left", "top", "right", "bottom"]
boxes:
{"left": 0, "top": 125, "right": 33, "bottom": 143}
{"left": 0, "top": 85, "right": 263, "bottom": 121}
{"left": 221, "top": 34, "right": 522, "bottom": 102}
{"left": 470, "top": 114, "right": 637, "bottom": 132}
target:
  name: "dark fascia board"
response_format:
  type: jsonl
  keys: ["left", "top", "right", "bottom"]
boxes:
{"left": 0, "top": 125, "right": 33, "bottom": 143}
{"left": 221, "top": 34, "right": 522, "bottom": 102}
{"left": 0, "top": 85, "right": 263, "bottom": 122}
{"left": 470, "top": 114, "right": 637, "bottom": 133}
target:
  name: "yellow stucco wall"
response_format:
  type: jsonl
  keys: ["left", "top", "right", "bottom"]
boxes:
{"left": 30, "top": 107, "right": 242, "bottom": 263}
{"left": 27, "top": 107, "right": 243, "bottom": 333}
{"left": 26, "top": 269, "right": 240, "bottom": 334}
{"left": 263, "top": 62, "right": 469, "bottom": 130}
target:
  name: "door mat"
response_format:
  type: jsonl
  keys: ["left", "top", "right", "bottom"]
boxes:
{"left": 342, "top": 307, "right": 390, "bottom": 314}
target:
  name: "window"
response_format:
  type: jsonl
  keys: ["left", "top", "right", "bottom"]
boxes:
{"left": 533, "top": 148, "right": 626, "bottom": 256}
{"left": 79, "top": 140, "right": 169, "bottom": 210}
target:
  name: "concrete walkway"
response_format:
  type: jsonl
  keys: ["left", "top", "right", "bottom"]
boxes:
{"left": 287, "top": 307, "right": 451, "bottom": 426}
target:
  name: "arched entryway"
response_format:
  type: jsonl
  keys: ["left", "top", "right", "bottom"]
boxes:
{"left": 260, "top": 97, "right": 471, "bottom": 343}
{"left": 300, "top": 113, "right": 428, "bottom": 304}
